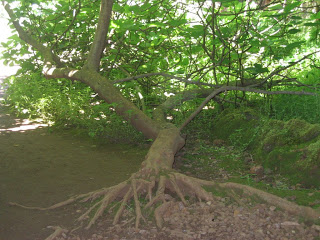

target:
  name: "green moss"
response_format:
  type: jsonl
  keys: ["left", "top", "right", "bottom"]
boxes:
{"left": 203, "top": 184, "right": 228, "bottom": 198}
{"left": 285, "top": 119, "right": 320, "bottom": 143}
{"left": 264, "top": 148, "right": 300, "bottom": 173}
{"left": 306, "top": 140, "right": 320, "bottom": 165}
{"left": 212, "top": 107, "right": 320, "bottom": 188}
{"left": 253, "top": 117, "right": 320, "bottom": 187}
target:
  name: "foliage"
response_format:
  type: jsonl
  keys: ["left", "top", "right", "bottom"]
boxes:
{"left": 5, "top": 72, "right": 144, "bottom": 143}
{"left": 2, "top": 0, "right": 320, "bottom": 108}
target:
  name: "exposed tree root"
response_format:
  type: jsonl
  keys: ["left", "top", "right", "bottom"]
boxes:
{"left": 9, "top": 171, "right": 320, "bottom": 232}
{"left": 44, "top": 226, "right": 68, "bottom": 240}
{"left": 219, "top": 182, "right": 320, "bottom": 221}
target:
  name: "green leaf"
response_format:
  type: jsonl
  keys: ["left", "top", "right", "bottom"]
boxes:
{"left": 246, "top": 64, "right": 269, "bottom": 75}
{"left": 1, "top": 42, "right": 8, "bottom": 47}
{"left": 220, "top": 27, "right": 232, "bottom": 38}
{"left": 249, "top": 46, "right": 260, "bottom": 53}
{"left": 140, "top": 3, "right": 152, "bottom": 12}
{"left": 254, "top": 64, "right": 269, "bottom": 73}
{"left": 123, "top": 5, "right": 130, "bottom": 14}
{"left": 188, "top": 25, "right": 204, "bottom": 38}
{"left": 250, "top": 40, "right": 260, "bottom": 47}
{"left": 112, "top": 3, "right": 122, "bottom": 12}
{"left": 168, "top": 19, "right": 187, "bottom": 27}
{"left": 181, "top": 58, "right": 189, "bottom": 66}
{"left": 129, "top": 5, "right": 140, "bottom": 13}
{"left": 191, "top": 45, "right": 203, "bottom": 53}
{"left": 220, "top": 0, "right": 238, "bottom": 7}
{"left": 284, "top": 2, "right": 301, "bottom": 13}
{"left": 288, "top": 29, "right": 301, "bottom": 34}
{"left": 7, "top": 34, "right": 20, "bottom": 41}
{"left": 285, "top": 41, "right": 304, "bottom": 50}
{"left": 269, "top": 4, "right": 283, "bottom": 11}
{"left": 110, "top": 21, "right": 120, "bottom": 29}
{"left": 304, "top": 22, "right": 320, "bottom": 27}
{"left": 311, "top": 12, "right": 320, "bottom": 19}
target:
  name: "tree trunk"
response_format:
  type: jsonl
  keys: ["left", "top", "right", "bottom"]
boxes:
{"left": 139, "top": 127, "right": 185, "bottom": 175}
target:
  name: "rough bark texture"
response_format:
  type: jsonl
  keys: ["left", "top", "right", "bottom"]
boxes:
{"left": 85, "top": 0, "right": 114, "bottom": 71}
{"left": 139, "top": 128, "right": 185, "bottom": 173}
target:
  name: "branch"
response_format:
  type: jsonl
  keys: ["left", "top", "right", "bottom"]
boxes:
{"left": 84, "top": 0, "right": 113, "bottom": 71}
{"left": 249, "top": 51, "right": 320, "bottom": 88}
{"left": 2, "top": 1, "right": 62, "bottom": 66}
{"left": 153, "top": 89, "right": 213, "bottom": 123}
{"left": 113, "top": 72, "right": 218, "bottom": 88}
{"left": 179, "top": 86, "right": 317, "bottom": 131}
{"left": 43, "top": 66, "right": 81, "bottom": 80}
{"left": 42, "top": 65, "right": 161, "bottom": 140}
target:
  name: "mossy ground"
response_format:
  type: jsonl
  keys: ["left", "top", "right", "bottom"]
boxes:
{"left": 174, "top": 138, "right": 320, "bottom": 210}
{"left": 212, "top": 107, "right": 320, "bottom": 188}
{"left": 175, "top": 107, "right": 320, "bottom": 210}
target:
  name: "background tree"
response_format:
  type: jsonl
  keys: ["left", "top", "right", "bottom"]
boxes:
{"left": 2, "top": 0, "right": 320, "bottom": 232}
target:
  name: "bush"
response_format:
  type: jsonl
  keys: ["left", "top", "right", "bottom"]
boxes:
{"left": 5, "top": 72, "right": 144, "bottom": 143}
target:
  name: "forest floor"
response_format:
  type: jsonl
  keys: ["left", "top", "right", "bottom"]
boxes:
{"left": 0, "top": 76, "right": 319, "bottom": 240}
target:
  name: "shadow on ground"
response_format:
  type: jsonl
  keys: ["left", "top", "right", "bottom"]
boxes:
{"left": 0, "top": 75, "right": 146, "bottom": 240}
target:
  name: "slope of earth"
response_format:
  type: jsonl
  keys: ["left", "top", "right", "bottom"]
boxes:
{"left": 0, "top": 76, "right": 319, "bottom": 240}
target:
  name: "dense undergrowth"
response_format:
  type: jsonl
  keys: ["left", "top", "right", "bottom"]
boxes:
{"left": 4, "top": 72, "right": 144, "bottom": 144}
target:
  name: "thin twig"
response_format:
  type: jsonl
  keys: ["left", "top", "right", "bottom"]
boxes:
{"left": 113, "top": 72, "right": 218, "bottom": 87}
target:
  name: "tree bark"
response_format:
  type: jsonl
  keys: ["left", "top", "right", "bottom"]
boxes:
{"left": 85, "top": 0, "right": 114, "bottom": 71}
{"left": 139, "top": 127, "right": 185, "bottom": 175}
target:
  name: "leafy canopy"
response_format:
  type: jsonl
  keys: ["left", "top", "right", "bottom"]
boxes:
{"left": 2, "top": 0, "right": 320, "bottom": 129}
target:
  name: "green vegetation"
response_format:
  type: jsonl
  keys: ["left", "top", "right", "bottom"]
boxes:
{"left": 179, "top": 134, "right": 320, "bottom": 209}
{"left": 4, "top": 72, "right": 144, "bottom": 143}
{"left": 1, "top": 0, "right": 320, "bottom": 216}
{"left": 208, "top": 107, "right": 320, "bottom": 188}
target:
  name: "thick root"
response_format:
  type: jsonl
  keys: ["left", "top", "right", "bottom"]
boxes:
{"left": 9, "top": 171, "right": 320, "bottom": 231}
{"left": 44, "top": 226, "right": 68, "bottom": 240}
{"left": 219, "top": 182, "right": 320, "bottom": 221}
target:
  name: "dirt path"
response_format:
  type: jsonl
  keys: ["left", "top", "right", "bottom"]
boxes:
{"left": 0, "top": 76, "right": 146, "bottom": 240}
{"left": 0, "top": 77, "right": 319, "bottom": 240}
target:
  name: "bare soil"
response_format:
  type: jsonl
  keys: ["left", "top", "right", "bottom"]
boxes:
{"left": 0, "top": 77, "right": 319, "bottom": 240}
{"left": 0, "top": 77, "right": 146, "bottom": 240}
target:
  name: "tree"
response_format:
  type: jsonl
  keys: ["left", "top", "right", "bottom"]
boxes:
{"left": 3, "top": 0, "right": 320, "bottom": 233}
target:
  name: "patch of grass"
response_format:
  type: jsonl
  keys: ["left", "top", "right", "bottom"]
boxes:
{"left": 178, "top": 139, "right": 248, "bottom": 181}
{"left": 203, "top": 185, "right": 229, "bottom": 198}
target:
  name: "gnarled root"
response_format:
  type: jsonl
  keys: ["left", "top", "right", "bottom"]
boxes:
{"left": 219, "top": 182, "right": 320, "bottom": 221}
{"left": 9, "top": 171, "right": 320, "bottom": 231}
{"left": 75, "top": 171, "right": 215, "bottom": 229}
{"left": 8, "top": 171, "right": 214, "bottom": 229}
{"left": 44, "top": 226, "right": 68, "bottom": 240}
